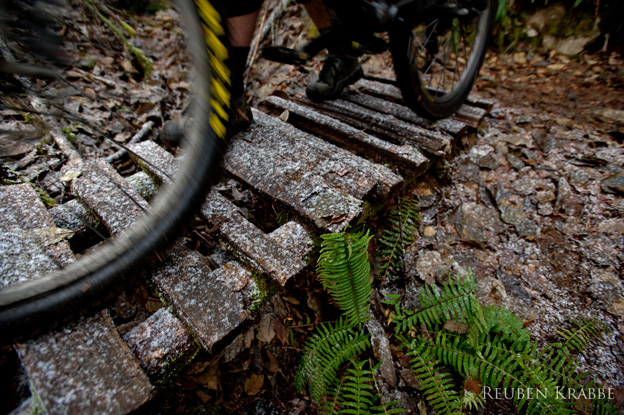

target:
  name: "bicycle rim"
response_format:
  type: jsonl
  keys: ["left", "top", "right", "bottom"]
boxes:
{"left": 0, "top": 0, "right": 230, "bottom": 343}
{"left": 391, "top": 0, "right": 494, "bottom": 119}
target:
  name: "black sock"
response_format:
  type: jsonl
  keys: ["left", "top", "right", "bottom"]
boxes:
{"left": 230, "top": 46, "right": 250, "bottom": 99}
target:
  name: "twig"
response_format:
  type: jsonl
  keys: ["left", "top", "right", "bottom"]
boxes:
{"left": 105, "top": 120, "right": 155, "bottom": 163}
{"left": 83, "top": 0, "right": 153, "bottom": 78}
{"left": 0, "top": 35, "right": 82, "bottom": 164}
{"left": 245, "top": 0, "right": 293, "bottom": 87}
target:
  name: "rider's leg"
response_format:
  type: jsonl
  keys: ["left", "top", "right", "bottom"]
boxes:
{"left": 225, "top": 9, "right": 260, "bottom": 133}
{"left": 161, "top": 1, "right": 261, "bottom": 143}
{"left": 299, "top": 0, "right": 363, "bottom": 101}
{"left": 300, "top": 0, "right": 332, "bottom": 31}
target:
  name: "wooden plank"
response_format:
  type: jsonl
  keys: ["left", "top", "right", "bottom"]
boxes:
{"left": 293, "top": 96, "right": 451, "bottom": 157}
{"left": 0, "top": 184, "right": 153, "bottom": 415}
{"left": 0, "top": 184, "right": 74, "bottom": 289}
{"left": 123, "top": 307, "right": 197, "bottom": 377}
{"left": 200, "top": 191, "right": 310, "bottom": 286}
{"left": 69, "top": 159, "right": 149, "bottom": 235}
{"left": 128, "top": 140, "right": 176, "bottom": 184}
{"left": 357, "top": 77, "right": 495, "bottom": 112}
{"left": 128, "top": 141, "right": 313, "bottom": 285}
{"left": 223, "top": 134, "right": 362, "bottom": 232}
{"left": 151, "top": 245, "right": 254, "bottom": 352}
{"left": 16, "top": 311, "right": 154, "bottom": 415}
{"left": 342, "top": 89, "right": 468, "bottom": 137}
{"left": 262, "top": 96, "right": 429, "bottom": 176}
{"left": 244, "top": 110, "right": 403, "bottom": 199}
{"left": 454, "top": 104, "right": 488, "bottom": 129}
{"left": 268, "top": 221, "right": 313, "bottom": 260}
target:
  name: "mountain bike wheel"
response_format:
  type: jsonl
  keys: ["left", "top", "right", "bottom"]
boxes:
{"left": 390, "top": 0, "right": 494, "bottom": 119}
{"left": 0, "top": 0, "right": 231, "bottom": 344}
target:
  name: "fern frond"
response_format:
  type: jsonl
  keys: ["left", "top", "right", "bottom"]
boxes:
{"left": 318, "top": 230, "right": 373, "bottom": 326}
{"left": 406, "top": 339, "right": 462, "bottom": 415}
{"left": 295, "top": 318, "right": 371, "bottom": 402}
{"left": 556, "top": 316, "right": 609, "bottom": 352}
{"left": 461, "top": 390, "right": 485, "bottom": 412}
{"left": 319, "top": 377, "right": 345, "bottom": 415}
{"left": 397, "top": 273, "right": 481, "bottom": 334}
{"left": 377, "top": 198, "right": 419, "bottom": 279}
{"left": 320, "top": 360, "right": 404, "bottom": 415}
{"left": 340, "top": 360, "right": 377, "bottom": 414}
{"left": 481, "top": 305, "right": 530, "bottom": 347}
{"left": 425, "top": 331, "right": 571, "bottom": 415}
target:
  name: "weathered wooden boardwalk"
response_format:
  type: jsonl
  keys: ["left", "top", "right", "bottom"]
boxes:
{"left": 0, "top": 79, "right": 489, "bottom": 414}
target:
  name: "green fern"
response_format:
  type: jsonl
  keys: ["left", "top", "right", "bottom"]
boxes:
{"left": 318, "top": 230, "right": 374, "bottom": 327}
{"left": 295, "top": 318, "right": 371, "bottom": 402}
{"left": 377, "top": 198, "right": 419, "bottom": 279}
{"left": 396, "top": 273, "right": 484, "bottom": 334}
{"left": 555, "top": 316, "right": 609, "bottom": 352}
{"left": 319, "top": 360, "right": 403, "bottom": 415}
{"left": 405, "top": 339, "right": 462, "bottom": 415}
{"left": 420, "top": 331, "right": 567, "bottom": 415}
{"left": 480, "top": 305, "right": 530, "bottom": 347}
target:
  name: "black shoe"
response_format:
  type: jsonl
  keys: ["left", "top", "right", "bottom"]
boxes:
{"left": 160, "top": 95, "right": 253, "bottom": 144}
{"left": 306, "top": 55, "right": 363, "bottom": 102}
{"left": 227, "top": 94, "right": 253, "bottom": 137}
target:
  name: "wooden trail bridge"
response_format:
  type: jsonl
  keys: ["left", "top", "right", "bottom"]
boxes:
{"left": 1, "top": 78, "right": 491, "bottom": 414}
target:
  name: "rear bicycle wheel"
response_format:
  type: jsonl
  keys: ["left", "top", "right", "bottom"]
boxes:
{"left": 0, "top": 0, "right": 231, "bottom": 344}
{"left": 390, "top": 0, "right": 494, "bottom": 119}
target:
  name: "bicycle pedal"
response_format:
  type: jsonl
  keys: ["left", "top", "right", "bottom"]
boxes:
{"left": 261, "top": 46, "right": 309, "bottom": 65}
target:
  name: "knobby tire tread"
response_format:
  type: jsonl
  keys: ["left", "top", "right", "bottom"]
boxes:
{"left": 0, "top": 0, "right": 231, "bottom": 344}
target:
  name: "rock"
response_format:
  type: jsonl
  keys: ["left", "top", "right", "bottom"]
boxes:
{"left": 499, "top": 203, "right": 527, "bottom": 226}
{"left": 469, "top": 144, "right": 499, "bottom": 170}
{"left": 607, "top": 297, "right": 624, "bottom": 317}
{"left": 593, "top": 108, "right": 624, "bottom": 126}
{"left": 366, "top": 314, "right": 397, "bottom": 387}
{"left": 516, "top": 219, "right": 540, "bottom": 239}
{"left": 543, "top": 34, "right": 600, "bottom": 57}
{"left": 415, "top": 251, "right": 443, "bottom": 285}
{"left": 601, "top": 172, "right": 624, "bottom": 195}
{"left": 475, "top": 276, "right": 507, "bottom": 306}
{"left": 455, "top": 203, "right": 503, "bottom": 243}
{"left": 526, "top": 4, "right": 566, "bottom": 33}
{"left": 597, "top": 218, "right": 624, "bottom": 234}
{"left": 497, "top": 271, "right": 532, "bottom": 303}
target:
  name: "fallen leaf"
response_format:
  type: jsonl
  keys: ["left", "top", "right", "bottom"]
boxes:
{"left": 464, "top": 377, "right": 482, "bottom": 394}
{"left": 256, "top": 314, "right": 276, "bottom": 343}
{"left": 265, "top": 349, "right": 280, "bottom": 374}
{"left": 273, "top": 317, "right": 288, "bottom": 345}
{"left": 244, "top": 373, "right": 264, "bottom": 395}
{"left": 121, "top": 59, "right": 137, "bottom": 73}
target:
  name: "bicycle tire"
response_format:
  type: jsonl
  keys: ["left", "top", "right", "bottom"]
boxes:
{"left": 390, "top": 0, "right": 495, "bottom": 119}
{"left": 0, "top": 0, "right": 231, "bottom": 344}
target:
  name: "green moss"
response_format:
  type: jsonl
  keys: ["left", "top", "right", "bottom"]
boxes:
{"left": 246, "top": 270, "right": 273, "bottom": 313}
{"left": 156, "top": 341, "right": 201, "bottom": 386}
{"left": 31, "top": 184, "right": 57, "bottom": 209}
